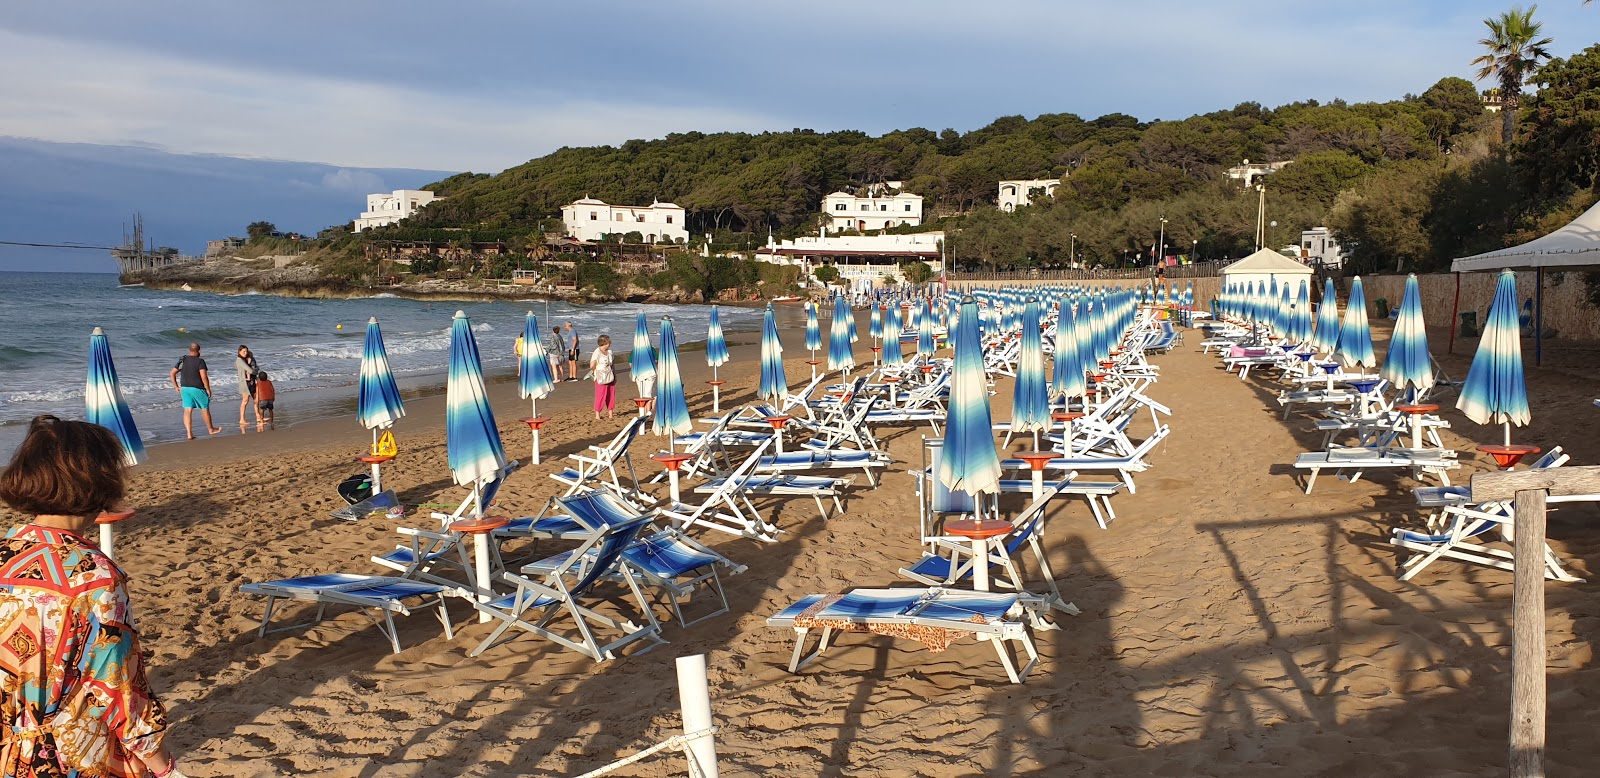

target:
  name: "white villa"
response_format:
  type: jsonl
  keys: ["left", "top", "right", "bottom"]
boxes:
{"left": 997, "top": 178, "right": 1060, "bottom": 211}
{"left": 353, "top": 190, "right": 439, "bottom": 232}
{"left": 1298, "top": 226, "right": 1347, "bottom": 269}
{"left": 823, "top": 182, "right": 923, "bottom": 233}
{"left": 560, "top": 198, "right": 688, "bottom": 243}
{"left": 756, "top": 232, "right": 942, "bottom": 287}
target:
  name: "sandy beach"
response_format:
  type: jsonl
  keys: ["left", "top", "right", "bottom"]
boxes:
{"left": 8, "top": 315, "right": 1599, "bottom": 777}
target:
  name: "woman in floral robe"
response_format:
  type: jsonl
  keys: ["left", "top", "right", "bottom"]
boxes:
{"left": 0, "top": 417, "right": 179, "bottom": 778}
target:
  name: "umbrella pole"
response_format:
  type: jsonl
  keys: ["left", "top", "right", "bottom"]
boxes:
{"left": 370, "top": 428, "right": 382, "bottom": 492}
{"left": 711, "top": 364, "right": 720, "bottom": 414}
{"left": 530, "top": 397, "right": 541, "bottom": 465}
{"left": 1505, "top": 420, "right": 1512, "bottom": 448}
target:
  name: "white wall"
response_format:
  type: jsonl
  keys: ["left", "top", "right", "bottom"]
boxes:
{"left": 997, "top": 179, "right": 1059, "bottom": 212}
{"left": 823, "top": 193, "right": 924, "bottom": 232}
{"left": 354, "top": 189, "right": 438, "bottom": 232}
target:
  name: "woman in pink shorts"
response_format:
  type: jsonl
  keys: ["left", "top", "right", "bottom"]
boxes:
{"left": 589, "top": 334, "right": 616, "bottom": 419}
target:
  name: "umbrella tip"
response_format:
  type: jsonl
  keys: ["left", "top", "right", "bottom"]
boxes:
{"left": 368, "top": 316, "right": 378, "bottom": 324}
{"left": 91, "top": 326, "right": 104, "bottom": 336}
{"left": 454, "top": 310, "right": 466, "bottom": 319}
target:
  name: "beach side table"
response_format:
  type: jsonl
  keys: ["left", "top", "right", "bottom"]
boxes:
{"left": 1052, "top": 410, "right": 1085, "bottom": 454}
{"left": 762, "top": 415, "right": 792, "bottom": 454}
{"left": 870, "top": 345, "right": 882, "bottom": 366}
{"left": 634, "top": 397, "right": 653, "bottom": 417}
{"left": 1344, "top": 378, "right": 1383, "bottom": 418}
{"left": 356, "top": 453, "right": 396, "bottom": 493}
{"left": 1016, "top": 452, "right": 1057, "bottom": 502}
{"left": 882, "top": 375, "right": 904, "bottom": 406}
{"left": 707, "top": 380, "right": 726, "bottom": 414}
{"left": 806, "top": 360, "right": 820, "bottom": 381}
{"left": 944, "top": 519, "right": 1012, "bottom": 592}
{"left": 652, "top": 452, "right": 694, "bottom": 503}
{"left": 1319, "top": 362, "right": 1341, "bottom": 391}
{"left": 451, "top": 515, "right": 510, "bottom": 623}
{"left": 1394, "top": 404, "right": 1438, "bottom": 451}
{"left": 518, "top": 417, "right": 550, "bottom": 465}
{"left": 1478, "top": 444, "right": 1541, "bottom": 470}
{"left": 96, "top": 508, "right": 135, "bottom": 560}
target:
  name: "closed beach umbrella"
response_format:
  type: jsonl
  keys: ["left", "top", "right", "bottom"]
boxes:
{"left": 1313, "top": 278, "right": 1341, "bottom": 355}
{"left": 828, "top": 294, "right": 855, "bottom": 375}
{"left": 85, "top": 327, "right": 145, "bottom": 467}
{"left": 918, "top": 299, "right": 936, "bottom": 360}
{"left": 518, "top": 312, "right": 555, "bottom": 410}
{"left": 869, "top": 304, "right": 883, "bottom": 342}
{"left": 446, "top": 311, "right": 507, "bottom": 489}
{"left": 937, "top": 296, "right": 1001, "bottom": 497}
{"left": 1012, "top": 298, "right": 1050, "bottom": 443}
{"left": 1381, "top": 274, "right": 1434, "bottom": 397}
{"left": 758, "top": 303, "right": 788, "bottom": 404}
{"left": 804, "top": 302, "right": 821, "bottom": 355}
{"left": 1335, "top": 276, "right": 1376, "bottom": 369}
{"left": 359, "top": 317, "right": 407, "bottom": 433}
{"left": 705, "top": 305, "right": 729, "bottom": 372}
{"left": 1291, "top": 280, "right": 1313, "bottom": 345}
{"left": 1457, "top": 269, "right": 1531, "bottom": 445}
{"left": 631, "top": 311, "right": 656, "bottom": 395}
{"left": 882, "top": 303, "right": 904, "bottom": 366}
{"left": 1051, "top": 299, "right": 1085, "bottom": 402}
{"left": 847, "top": 302, "right": 860, "bottom": 345}
{"left": 653, "top": 317, "right": 692, "bottom": 445}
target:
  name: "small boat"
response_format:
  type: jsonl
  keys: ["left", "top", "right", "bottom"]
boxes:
{"left": 180, "top": 283, "right": 193, "bottom": 292}
{"left": 770, "top": 295, "right": 805, "bottom": 303}
{"left": 118, "top": 282, "right": 144, "bottom": 289}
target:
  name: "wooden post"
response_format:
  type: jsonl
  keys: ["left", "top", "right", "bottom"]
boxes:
{"left": 1469, "top": 465, "right": 1600, "bottom": 778}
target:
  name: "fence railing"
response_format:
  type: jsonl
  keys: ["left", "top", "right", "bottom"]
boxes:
{"left": 949, "top": 261, "right": 1227, "bottom": 282}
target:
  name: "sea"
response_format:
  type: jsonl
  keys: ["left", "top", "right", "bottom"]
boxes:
{"left": 0, "top": 271, "right": 763, "bottom": 454}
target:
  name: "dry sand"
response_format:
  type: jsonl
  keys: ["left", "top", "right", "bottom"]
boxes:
{"left": 7, "top": 318, "right": 1600, "bottom": 776}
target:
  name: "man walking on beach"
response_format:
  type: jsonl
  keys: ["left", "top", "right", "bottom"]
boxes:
{"left": 563, "top": 322, "right": 580, "bottom": 381}
{"left": 169, "top": 342, "right": 222, "bottom": 439}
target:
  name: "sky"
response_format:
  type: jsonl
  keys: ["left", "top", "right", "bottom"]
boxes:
{"left": 1, "top": 0, "right": 1594, "bottom": 271}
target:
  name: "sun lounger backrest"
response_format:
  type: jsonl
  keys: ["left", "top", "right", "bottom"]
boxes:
{"left": 560, "top": 489, "right": 648, "bottom": 531}
{"left": 571, "top": 517, "right": 652, "bottom": 597}
{"left": 927, "top": 440, "right": 976, "bottom": 515}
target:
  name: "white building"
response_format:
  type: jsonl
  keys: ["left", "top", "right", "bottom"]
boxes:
{"left": 1225, "top": 159, "right": 1294, "bottom": 188}
{"left": 823, "top": 183, "right": 923, "bottom": 233}
{"left": 559, "top": 198, "right": 688, "bottom": 244}
{"left": 997, "top": 179, "right": 1060, "bottom": 212}
{"left": 1299, "top": 226, "right": 1347, "bottom": 269}
{"left": 353, "top": 190, "right": 439, "bottom": 232}
{"left": 756, "top": 232, "right": 942, "bottom": 288}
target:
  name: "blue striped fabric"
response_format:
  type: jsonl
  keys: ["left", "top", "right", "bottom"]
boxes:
{"left": 828, "top": 294, "right": 855, "bottom": 373}
{"left": 631, "top": 312, "right": 657, "bottom": 388}
{"left": 1457, "top": 269, "right": 1530, "bottom": 429}
{"left": 1381, "top": 274, "right": 1433, "bottom": 394}
{"left": 446, "top": 311, "right": 508, "bottom": 487}
{"left": 1012, "top": 298, "right": 1050, "bottom": 434}
{"left": 937, "top": 296, "right": 1001, "bottom": 496}
{"left": 705, "top": 305, "right": 729, "bottom": 368}
{"left": 1336, "top": 276, "right": 1377, "bottom": 369}
{"left": 653, "top": 317, "right": 692, "bottom": 439}
{"left": 518, "top": 312, "right": 555, "bottom": 404}
{"left": 1313, "top": 277, "right": 1341, "bottom": 355}
{"left": 882, "top": 303, "right": 903, "bottom": 366}
{"left": 804, "top": 302, "right": 821, "bottom": 354}
{"left": 759, "top": 303, "right": 788, "bottom": 404}
{"left": 85, "top": 327, "right": 145, "bottom": 466}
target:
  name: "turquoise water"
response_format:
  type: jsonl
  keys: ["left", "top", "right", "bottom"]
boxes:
{"left": 0, "top": 269, "right": 761, "bottom": 451}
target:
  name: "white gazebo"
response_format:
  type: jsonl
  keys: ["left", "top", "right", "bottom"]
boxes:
{"left": 1220, "top": 248, "right": 1314, "bottom": 291}
{"left": 1450, "top": 198, "right": 1600, "bottom": 364}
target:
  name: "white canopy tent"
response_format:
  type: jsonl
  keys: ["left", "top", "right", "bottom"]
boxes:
{"left": 1221, "top": 248, "right": 1314, "bottom": 290}
{"left": 1449, "top": 198, "right": 1600, "bottom": 364}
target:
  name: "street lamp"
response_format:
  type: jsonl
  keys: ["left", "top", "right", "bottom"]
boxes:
{"left": 1254, "top": 184, "right": 1267, "bottom": 250}
{"left": 1269, "top": 220, "right": 1278, "bottom": 250}
{"left": 1192, "top": 238, "right": 1199, "bottom": 263}
{"left": 1157, "top": 216, "right": 1167, "bottom": 272}
{"left": 1070, "top": 233, "right": 1077, "bottom": 267}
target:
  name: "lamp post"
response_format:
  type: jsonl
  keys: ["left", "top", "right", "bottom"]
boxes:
{"left": 1157, "top": 216, "right": 1167, "bottom": 267}
{"left": 1070, "top": 233, "right": 1076, "bottom": 267}
{"left": 1192, "top": 238, "right": 1199, "bottom": 263}
{"left": 1269, "top": 220, "right": 1278, "bottom": 250}
{"left": 1255, "top": 184, "right": 1267, "bottom": 250}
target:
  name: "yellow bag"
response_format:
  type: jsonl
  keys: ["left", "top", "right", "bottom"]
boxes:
{"left": 374, "top": 429, "right": 398, "bottom": 457}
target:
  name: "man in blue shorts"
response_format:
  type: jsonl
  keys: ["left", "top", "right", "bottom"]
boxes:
{"left": 169, "top": 342, "right": 223, "bottom": 439}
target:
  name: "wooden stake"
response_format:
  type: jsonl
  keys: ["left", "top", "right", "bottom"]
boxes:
{"left": 1510, "top": 487, "right": 1547, "bottom": 778}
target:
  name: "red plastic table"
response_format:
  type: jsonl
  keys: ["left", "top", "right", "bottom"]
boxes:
{"left": 944, "top": 519, "right": 1013, "bottom": 591}
{"left": 1478, "top": 443, "right": 1541, "bottom": 470}
{"left": 356, "top": 453, "right": 395, "bottom": 493}
{"left": 518, "top": 417, "right": 551, "bottom": 465}
{"left": 634, "top": 397, "right": 653, "bottom": 416}
{"left": 651, "top": 452, "right": 695, "bottom": 502}
{"left": 1016, "top": 452, "right": 1057, "bottom": 500}
{"left": 1394, "top": 404, "right": 1438, "bottom": 451}
{"left": 96, "top": 508, "right": 135, "bottom": 559}
{"left": 763, "top": 415, "right": 792, "bottom": 453}
{"left": 452, "top": 515, "right": 511, "bottom": 623}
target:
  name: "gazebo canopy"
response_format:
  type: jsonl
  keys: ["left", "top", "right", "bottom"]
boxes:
{"left": 1221, "top": 248, "right": 1313, "bottom": 290}
{"left": 1452, "top": 198, "right": 1600, "bottom": 273}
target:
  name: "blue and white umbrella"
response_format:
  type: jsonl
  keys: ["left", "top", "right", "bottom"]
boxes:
{"left": 869, "top": 304, "right": 883, "bottom": 343}
{"left": 653, "top": 317, "right": 692, "bottom": 446}
{"left": 631, "top": 311, "right": 657, "bottom": 397}
{"left": 918, "top": 300, "right": 936, "bottom": 360}
{"left": 1457, "top": 269, "right": 1531, "bottom": 445}
{"left": 517, "top": 312, "right": 556, "bottom": 463}
{"left": 804, "top": 301, "right": 821, "bottom": 355}
{"left": 828, "top": 294, "right": 855, "bottom": 375}
{"left": 446, "top": 311, "right": 508, "bottom": 489}
{"left": 759, "top": 303, "right": 788, "bottom": 404}
{"left": 85, "top": 327, "right": 145, "bottom": 467}
{"left": 1051, "top": 299, "right": 1085, "bottom": 403}
{"left": 1335, "top": 276, "right": 1376, "bottom": 369}
{"left": 705, "top": 305, "right": 731, "bottom": 412}
{"left": 1012, "top": 298, "right": 1051, "bottom": 444}
{"left": 1381, "top": 274, "right": 1434, "bottom": 398}
{"left": 882, "top": 303, "right": 903, "bottom": 366}
{"left": 937, "top": 296, "right": 1001, "bottom": 497}
{"left": 359, "top": 317, "right": 407, "bottom": 433}
{"left": 1313, "top": 278, "right": 1341, "bottom": 355}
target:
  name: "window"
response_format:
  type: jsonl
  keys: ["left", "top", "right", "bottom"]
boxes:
{"left": 834, "top": 203, "right": 846, "bottom": 211}
{"left": 637, "top": 215, "right": 646, "bottom": 222}
{"left": 589, "top": 212, "right": 597, "bottom": 220}
{"left": 666, "top": 216, "right": 673, "bottom": 224}
{"left": 860, "top": 204, "right": 870, "bottom": 211}
{"left": 616, "top": 213, "right": 624, "bottom": 220}
{"left": 879, "top": 205, "right": 887, "bottom": 211}
{"left": 904, "top": 204, "right": 912, "bottom": 211}
{"left": 1003, "top": 185, "right": 1017, "bottom": 196}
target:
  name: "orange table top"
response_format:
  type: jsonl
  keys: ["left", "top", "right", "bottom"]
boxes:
{"left": 451, "top": 516, "right": 511, "bottom": 534}
{"left": 805, "top": 360, "right": 821, "bottom": 365}
{"left": 944, "top": 519, "right": 1014, "bottom": 540}
{"left": 707, "top": 380, "right": 726, "bottom": 386}
{"left": 1395, "top": 404, "right": 1439, "bottom": 414}
{"left": 1016, "top": 452, "right": 1057, "bottom": 470}
{"left": 651, "top": 452, "right": 694, "bottom": 469}
{"left": 871, "top": 346, "right": 882, "bottom": 352}
{"left": 919, "top": 365, "right": 936, "bottom": 373}
{"left": 763, "top": 415, "right": 792, "bottom": 427}
{"left": 97, "top": 509, "right": 135, "bottom": 524}
{"left": 1478, "top": 444, "right": 1540, "bottom": 455}
{"left": 882, "top": 376, "right": 904, "bottom": 383}
{"left": 1052, "top": 411, "right": 1085, "bottom": 421}
{"left": 518, "top": 417, "right": 551, "bottom": 428}
{"left": 356, "top": 454, "right": 395, "bottom": 464}
{"left": 633, "top": 398, "right": 653, "bottom": 406}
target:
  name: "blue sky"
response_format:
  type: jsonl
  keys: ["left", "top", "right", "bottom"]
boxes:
{"left": 3, "top": 1, "right": 1593, "bottom": 172}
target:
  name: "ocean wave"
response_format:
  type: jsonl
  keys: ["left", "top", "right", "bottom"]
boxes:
{"left": 132, "top": 326, "right": 257, "bottom": 346}
{"left": 0, "top": 345, "right": 52, "bottom": 369}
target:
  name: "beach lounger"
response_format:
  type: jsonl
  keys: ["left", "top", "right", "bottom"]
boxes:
{"left": 1390, "top": 502, "right": 1585, "bottom": 583}
{"left": 998, "top": 425, "right": 1169, "bottom": 493}
{"left": 758, "top": 448, "right": 891, "bottom": 486}
{"left": 995, "top": 476, "right": 1122, "bottom": 529}
{"left": 693, "top": 473, "right": 849, "bottom": 522}
{"left": 899, "top": 488, "right": 1079, "bottom": 615}
{"left": 766, "top": 588, "right": 1044, "bottom": 683}
{"left": 468, "top": 490, "right": 666, "bottom": 660}
{"left": 550, "top": 415, "right": 647, "bottom": 498}
{"left": 660, "top": 439, "right": 783, "bottom": 541}
{"left": 240, "top": 573, "right": 455, "bottom": 654}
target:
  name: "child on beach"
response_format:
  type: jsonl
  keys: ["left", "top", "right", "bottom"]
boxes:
{"left": 589, "top": 334, "right": 616, "bottom": 419}
{"left": 254, "top": 371, "right": 276, "bottom": 431}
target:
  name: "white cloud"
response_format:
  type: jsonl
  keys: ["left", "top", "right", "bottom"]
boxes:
{"left": 0, "top": 29, "right": 791, "bottom": 171}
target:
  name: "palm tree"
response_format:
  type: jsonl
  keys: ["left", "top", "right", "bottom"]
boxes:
{"left": 1471, "top": 6, "right": 1554, "bottom": 145}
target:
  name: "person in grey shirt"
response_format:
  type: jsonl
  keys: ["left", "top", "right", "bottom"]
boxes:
{"left": 563, "top": 321, "right": 581, "bottom": 381}
{"left": 234, "top": 345, "right": 261, "bottom": 432}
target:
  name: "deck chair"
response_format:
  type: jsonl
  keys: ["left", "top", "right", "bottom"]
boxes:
{"left": 623, "top": 528, "right": 746, "bottom": 627}
{"left": 240, "top": 574, "right": 455, "bottom": 654}
{"left": 660, "top": 438, "right": 783, "bottom": 541}
{"left": 995, "top": 475, "right": 1122, "bottom": 529}
{"left": 766, "top": 588, "right": 1044, "bottom": 683}
{"left": 762, "top": 447, "right": 892, "bottom": 486}
{"left": 910, "top": 437, "right": 998, "bottom": 545}
{"left": 899, "top": 488, "right": 1079, "bottom": 616}
{"left": 550, "top": 415, "right": 647, "bottom": 498}
{"left": 999, "top": 425, "right": 1169, "bottom": 494}
{"left": 468, "top": 490, "right": 665, "bottom": 660}
{"left": 1390, "top": 502, "right": 1585, "bottom": 583}
{"left": 1293, "top": 446, "right": 1459, "bottom": 494}
{"left": 1412, "top": 447, "right": 1568, "bottom": 530}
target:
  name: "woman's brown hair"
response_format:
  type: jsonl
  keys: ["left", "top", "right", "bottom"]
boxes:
{"left": 597, "top": 334, "right": 611, "bottom": 347}
{"left": 0, "top": 416, "right": 126, "bottom": 516}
